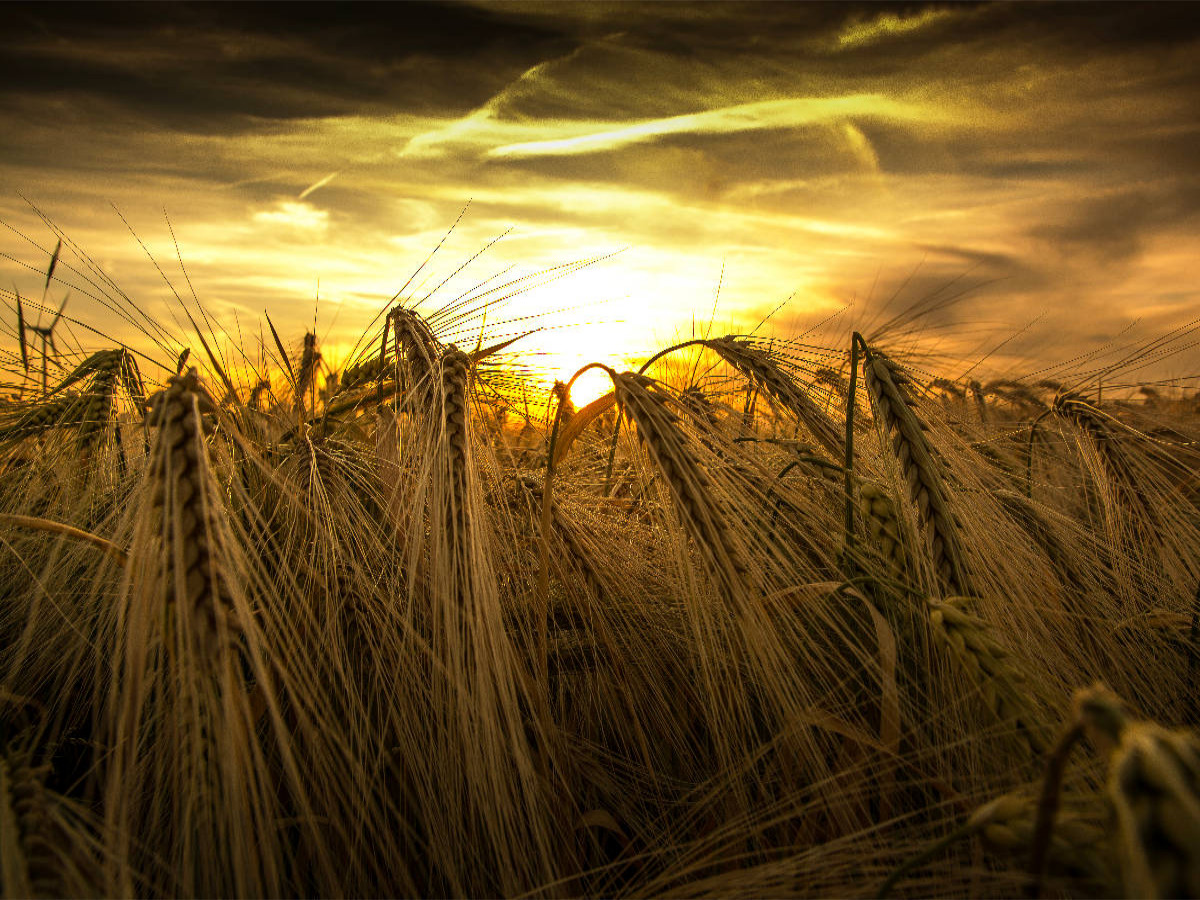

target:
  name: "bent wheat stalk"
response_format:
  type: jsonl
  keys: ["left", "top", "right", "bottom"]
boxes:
{"left": 706, "top": 336, "right": 844, "bottom": 458}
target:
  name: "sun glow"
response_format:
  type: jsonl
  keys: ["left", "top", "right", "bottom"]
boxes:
{"left": 565, "top": 364, "right": 616, "bottom": 407}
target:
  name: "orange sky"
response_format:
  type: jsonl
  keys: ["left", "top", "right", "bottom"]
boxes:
{"left": 1, "top": 2, "right": 1198, "bottom": 395}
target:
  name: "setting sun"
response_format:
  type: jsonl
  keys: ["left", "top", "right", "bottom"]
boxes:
{"left": 561, "top": 360, "right": 618, "bottom": 407}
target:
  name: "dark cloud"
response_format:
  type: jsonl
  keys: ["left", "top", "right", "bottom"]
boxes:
{"left": 1031, "top": 185, "right": 1200, "bottom": 264}
{"left": 985, "top": 1, "right": 1200, "bottom": 51}
{"left": 0, "top": 1, "right": 576, "bottom": 127}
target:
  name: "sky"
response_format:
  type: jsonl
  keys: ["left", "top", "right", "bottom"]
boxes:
{"left": 1, "top": 1, "right": 1198, "bottom": 397}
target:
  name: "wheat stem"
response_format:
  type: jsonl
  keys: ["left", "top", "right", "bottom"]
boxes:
{"left": 0, "top": 514, "right": 127, "bottom": 566}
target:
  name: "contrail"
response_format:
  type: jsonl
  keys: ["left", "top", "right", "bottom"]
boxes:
{"left": 298, "top": 171, "right": 339, "bottom": 200}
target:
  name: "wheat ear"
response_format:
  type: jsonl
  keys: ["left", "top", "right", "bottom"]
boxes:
{"left": 613, "top": 372, "right": 748, "bottom": 596}
{"left": 927, "top": 597, "right": 1051, "bottom": 755}
{"left": 971, "top": 791, "right": 1105, "bottom": 868}
{"left": 294, "top": 331, "right": 319, "bottom": 412}
{"left": 707, "top": 336, "right": 844, "bottom": 458}
{"left": 1, "top": 752, "right": 53, "bottom": 898}
{"left": 145, "top": 369, "right": 239, "bottom": 656}
{"left": 441, "top": 345, "right": 471, "bottom": 538}
{"left": 1073, "top": 686, "right": 1200, "bottom": 899}
{"left": 1109, "top": 723, "right": 1200, "bottom": 898}
{"left": 858, "top": 480, "right": 908, "bottom": 580}
{"left": 1053, "top": 393, "right": 1158, "bottom": 525}
{"left": 1, "top": 749, "right": 99, "bottom": 898}
{"left": 392, "top": 307, "right": 440, "bottom": 403}
{"left": 861, "top": 339, "right": 974, "bottom": 596}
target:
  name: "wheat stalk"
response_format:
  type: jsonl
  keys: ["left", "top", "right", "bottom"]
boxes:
{"left": 985, "top": 380, "right": 1047, "bottom": 413}
{"left": 75, "top": 366, "right": 118, "bottom": 453}
{"left": 144, "top": 369, "right": 238, "bottom": 657}
{"left": 1072, "top": 686, "right": 1200, "bottom": 899}
{"left": 858, "top": 480, "right": 908, "bottom": 580}
{"left": 0, "top": 397, "right": 74, "bottom": 442}
{"left": 879, "top": 789, "right": 1103, "bottom": 898}
{"left": 0, "top": 513, "right": 127, "bottom": 565}
{"left": 1, "top": 752, "right": 49, "bottom": 898}
{"left": 295, "top": 331, "right": 320, "bottom": 412}
{"left": 392, "top": 308, "right": 440, "bottom": 406}
{"left": 1053, "top": 395, "right": 1137, "bottom": 482}
{"left": 47, "top": 349, "right": 122, "bottom": 395}
{"left": 1109, "top": 723, "right": 1200, "bottom": 898}
{"left": 971, "top": 791, "right": 1105, "bottom": 867}
{"left": 441, "top": 345, "right": 471, "bottom": 543}
{"left": 1, "top": 748, "right": 100, "bottom": 898}
{"left": 106, "top": 368, "right": 299, "bottom": 896}
{"left": 861, "top": 340, "right": 974, "bottom": 596}
{"left": 1052, "top": 394, "right": 1162, "bottom": 529}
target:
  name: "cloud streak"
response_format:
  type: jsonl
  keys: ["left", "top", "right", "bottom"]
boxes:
{"left": 297, "top": 171, "right": 339, "bottom": 200}
{"left": 486, "top": 94, "right": 954, "bottom": 159}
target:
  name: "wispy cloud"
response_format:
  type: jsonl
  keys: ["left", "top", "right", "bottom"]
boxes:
{"left": 252, "top": 201, "right": 329, "bottom": 231}
{"left": 298, "top": 171, "right": 339, "bottom": 199}
{"left": 487, "top": 95, "right": 954, "bottom": 159}
{"left": 836, "top": 8, "right": 956, "bottom": 49}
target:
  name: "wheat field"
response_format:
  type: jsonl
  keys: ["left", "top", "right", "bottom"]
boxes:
{"left": 1, "top": 238, "right": 1199, "bottom": 898}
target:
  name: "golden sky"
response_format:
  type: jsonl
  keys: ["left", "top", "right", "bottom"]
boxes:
{"left": 1, "top": 1, "right": 1198, "bottom": 391}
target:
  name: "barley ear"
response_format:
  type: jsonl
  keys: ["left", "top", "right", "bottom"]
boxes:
{"left": 1108, "top": 724, "right": 1200, "bottom": 898}
{"left": 1, "top": 748, "right": 100, "bottom": 898}
{"left": 441, "top": 345, "right": 471, "bottom": 526}
{"left": 858, "top": 480, "right": 908, "bottom": 581}
{"left": 972, "top": 792, "right": 1104, "bottom": 866}
{"left": 707, "top": 336, "right": 844, "bottom": 458}
{"left": 927, "top": 597, "right": 1051, "bottom": 755}
{"left": 613, "top": 372, "right": 748, "bottom": 598}
{"left": 145, "top": 368, "right": 238, "bottom": 657}
{"left": 862, "top": 341, "right": 974, "bottom": 596}
{"left": 1073, "top": 686, "right": 1200, "bottom": 900}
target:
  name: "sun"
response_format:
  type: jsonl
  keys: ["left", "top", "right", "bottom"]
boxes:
{"left": 565, "top": 364, "right": 616, "bottom": 407}
{"left": 535, "top": 346, "right": 620, "bottom": 407}
{"left": 516, "top": 322, "right": 635, "bottom": 409}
